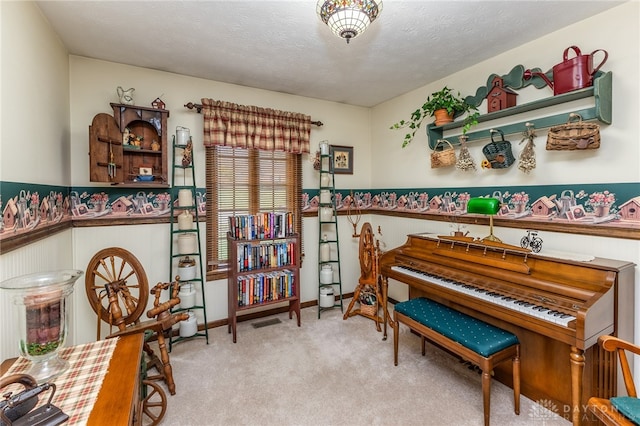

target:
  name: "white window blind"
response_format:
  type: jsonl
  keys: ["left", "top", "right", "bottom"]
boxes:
{"left": 206, "top": 146, "right": 302, "bottom": 279}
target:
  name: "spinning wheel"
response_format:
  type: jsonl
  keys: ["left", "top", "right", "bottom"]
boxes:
{"left": 85, "top": 247, "right": 149, "bottom": 336}
{"left": 344, "top": 222, "right": 392, "bottom": 339}
{"left": 85, "top": 246, "right": 186, "bottom": 413}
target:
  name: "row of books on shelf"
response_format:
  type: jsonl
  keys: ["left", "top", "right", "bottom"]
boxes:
{"left": 235, "top": 270, "right": 296, "bottom": 307}
{"left": 229, "top": 212, "right": 294, "bottom": 240}
{"left": 236, "top": 241, "right": 295, "bottom": 272}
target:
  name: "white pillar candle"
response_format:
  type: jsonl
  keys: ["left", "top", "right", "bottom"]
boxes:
{"left": 320, "top": 235, "right": 330, "bottom": 262}
{"left": 178, "top": 210, "right": 193, "bottom": 230}
{"left": 320, "top": 190, "right": 331, "bottom": 204}
{"left": 178, "top": 234, "right": 197, "bottom": 254}
{"left": 178, "top": 189, "right": 192, "bottom": 207}
{"left": 320, "top": 173, "right": 330, "bottom": 187}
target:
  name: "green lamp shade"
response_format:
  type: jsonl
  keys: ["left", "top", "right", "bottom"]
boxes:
{"left": 467, "top": 197, "right": 500, "bottom": 215}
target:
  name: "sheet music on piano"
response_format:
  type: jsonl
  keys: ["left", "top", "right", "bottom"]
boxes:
{"left": 380, "top": 232, "right": 635, "bottom": 426}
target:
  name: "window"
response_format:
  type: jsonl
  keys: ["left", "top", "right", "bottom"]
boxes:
{"left": 206, "top": 146, "right": 302, "bottom": 280}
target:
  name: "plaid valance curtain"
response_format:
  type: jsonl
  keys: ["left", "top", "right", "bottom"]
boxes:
{"left": 201, "top": 98, "right": 311, "bottom": 153}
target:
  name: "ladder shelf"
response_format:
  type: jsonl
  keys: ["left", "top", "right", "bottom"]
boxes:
{"left": 318, "top": 148, "right": 343, "bottom": 318}
{"left": 168, "top": 134, "right": 209, "bottom": 348}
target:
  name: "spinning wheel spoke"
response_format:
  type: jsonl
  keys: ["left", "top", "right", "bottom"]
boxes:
{"left": 117, "top": 256, "right": 127, "bottom": 280}
{"left": 92, "top": 267, "right": 113, "bottom": 284}
{"left": 101, "top": 258, "right": 117, "bottom": 282}
{"left": 121, "top": 269, "right": 136, "bottom": 282}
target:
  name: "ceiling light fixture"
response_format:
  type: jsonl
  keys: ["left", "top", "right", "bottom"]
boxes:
{"left": 316, "top": 0, "right": 383, "bottom": 44}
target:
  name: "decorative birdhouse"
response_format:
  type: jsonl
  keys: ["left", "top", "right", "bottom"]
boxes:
{"left": 151, "top": 97, "right": 166, "bottom": 110}
{"left": 531, "top": 196, "right": 556, "bottom": 217}
{"left": 486, "top": 76, "right": 518, "bottom": 113}
{"left": 619, "top": 197, "right": 640, "bottom": 221}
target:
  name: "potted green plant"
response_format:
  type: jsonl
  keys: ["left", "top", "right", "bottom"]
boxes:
{"left": 390, "top": 86, "right": 479, "bottom": 148}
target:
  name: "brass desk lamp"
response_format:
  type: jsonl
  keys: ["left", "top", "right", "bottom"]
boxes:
{"left": 467, "top": 197, "right": 502, "bottom": 242}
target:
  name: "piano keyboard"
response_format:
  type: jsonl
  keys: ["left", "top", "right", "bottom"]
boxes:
{"left": 391, "top": 265, "right": 576, "bottom": 327}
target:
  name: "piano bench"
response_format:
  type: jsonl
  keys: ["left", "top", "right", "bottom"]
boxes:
{"left": 393, "top": 297, "right": 520, "bottom": 426}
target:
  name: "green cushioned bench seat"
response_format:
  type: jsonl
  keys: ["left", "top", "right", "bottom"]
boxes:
{"left": 394, "top": 297, "right": 519, "bottom": 357}
{"left": 393, "top": 297, "right": 521, "bottom": 426}
{"left": 611, "top": 397, "right": 640, "bottom": 425}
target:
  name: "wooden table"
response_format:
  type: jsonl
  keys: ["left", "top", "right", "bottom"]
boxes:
{"left": 1, "top": 333, "right": 144, "bottom": 425}
{"left": 88, "top": 333, "right": 144, "bottom": 425}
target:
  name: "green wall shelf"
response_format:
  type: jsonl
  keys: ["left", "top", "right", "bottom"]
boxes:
{"left": 427, "top": 71, "right": 612, "bottom": 149}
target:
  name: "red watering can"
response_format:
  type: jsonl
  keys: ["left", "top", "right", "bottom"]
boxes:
{"left": 524, "top": 46, "right": 608, "bottom": 95}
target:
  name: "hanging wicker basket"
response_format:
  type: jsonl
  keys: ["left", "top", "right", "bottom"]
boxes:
{"left": 482, "top": 129, "right": 515, "bottom": 169}
{"left": 546, "top": 113, "right": 600, "bottom": 150}
{"left": 431, "top": 139, "right": 457, "bottom": 169}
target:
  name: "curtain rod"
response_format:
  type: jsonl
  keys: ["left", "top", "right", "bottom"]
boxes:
{"left": 184, "top": 102, "right": 323, "bottom": 127}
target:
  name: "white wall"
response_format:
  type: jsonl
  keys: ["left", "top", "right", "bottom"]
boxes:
{"left": 0, "top": 1, "right": 70, "bottom": 185}
{"left": 0, "top": 2, "right": 74, "bottom": 360}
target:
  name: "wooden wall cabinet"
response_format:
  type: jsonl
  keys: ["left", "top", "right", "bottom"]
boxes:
{"left": 89, "top": 103, "right": 170, "bottom": 187}
{"left": 227, "top": 232, "right": 301, "bottom": 343}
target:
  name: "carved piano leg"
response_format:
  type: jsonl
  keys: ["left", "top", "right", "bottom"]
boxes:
{"left": 570, "top": 346, "right": 585, "bottom": 426}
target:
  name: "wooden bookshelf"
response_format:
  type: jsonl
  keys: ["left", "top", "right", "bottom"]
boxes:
{"left": 227, "top": 231, "right": 301, "bottom": 343}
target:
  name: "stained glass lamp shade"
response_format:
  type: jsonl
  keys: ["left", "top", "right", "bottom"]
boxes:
{"left": 316, "top": 0, "right": 383, "bottom": 44}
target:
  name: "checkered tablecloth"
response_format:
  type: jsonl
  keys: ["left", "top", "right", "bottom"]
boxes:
{"left": 0, "top": 337, "right": 118, "bottom": 425}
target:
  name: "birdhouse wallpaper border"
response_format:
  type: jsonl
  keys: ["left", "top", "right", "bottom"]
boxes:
{"left": 301, "top": 182, "right": 640, "bottom": 236}
{"left": 1, "top": 181, "right": 639, "bottom": 248}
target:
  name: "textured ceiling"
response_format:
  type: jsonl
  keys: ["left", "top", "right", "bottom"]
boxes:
{"left": 36, "top": 1, "right": 623, "bottom": 107}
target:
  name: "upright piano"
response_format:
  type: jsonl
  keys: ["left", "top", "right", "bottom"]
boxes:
{"left": 380, "top": 233, "right": 635, "bottom": 425}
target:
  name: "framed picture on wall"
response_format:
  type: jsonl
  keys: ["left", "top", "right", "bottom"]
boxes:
{"left": 330, "top": 145, "right": 353, "bottom": 174}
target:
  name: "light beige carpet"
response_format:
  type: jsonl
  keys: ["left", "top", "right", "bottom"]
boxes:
{"left": 159, "top": 302, "right": 570, "bottom": 425}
